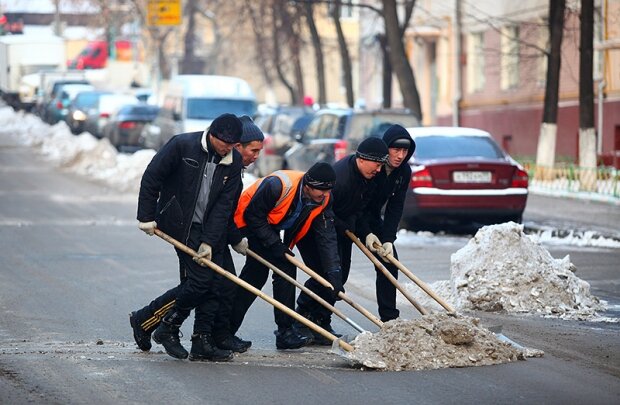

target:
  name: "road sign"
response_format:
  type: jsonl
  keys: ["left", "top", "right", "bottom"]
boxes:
{"left": 147, "top": 0, "right": 182, "bottom": 26}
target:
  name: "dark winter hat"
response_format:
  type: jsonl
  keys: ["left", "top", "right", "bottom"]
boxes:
{"left": 304, "top": 162, "right": 336, "bottom": 190}
{"left": 239, "top": 115, "right": 264, "bottom": 143}
{"left": 384, "top": 124, "right": 412, "bottom": 149}
{"left": 209, "top": 113, "right": 243, "bottom": 144}
{"left": 356, "top": 137, "right": 389, "bottom": 163}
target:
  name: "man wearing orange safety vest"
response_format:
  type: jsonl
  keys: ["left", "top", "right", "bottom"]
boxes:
{"left": 228, "top": 162, "right": 342, "bottom": 350}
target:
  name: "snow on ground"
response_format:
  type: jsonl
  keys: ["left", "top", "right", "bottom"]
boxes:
{"left": 401, "top": 222, "right": 616, "bottom": 323}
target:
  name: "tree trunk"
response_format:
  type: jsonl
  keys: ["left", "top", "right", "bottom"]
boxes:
{"left": 282, "top": 4, "right": 304, "bottom": 105}
{"left": 331, "top": 1, "right": 354, "bottom": 107}
{"left": 579, "top": 0, "right": 596, "bottom": 191}
{"left": 304, "top": 2, "right": 327, "bottom": 105}
{"left": 535, "top": 0, "right": 566, "bottom": 181}
{"left": 377, "top": 34, "right": 393, "bottom": 108}
{"left": 382, "top": 0, "right": 422, "bottom": 120}
{"left": 181, "top": 1, "right": 201, "bottom": 74}
{"left": 272, "top": 4, "right": 296, "bottom": 104}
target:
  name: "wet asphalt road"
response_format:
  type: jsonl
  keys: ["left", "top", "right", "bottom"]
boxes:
{"left": 0, "top": 132, "right": 619, "bottom": 404}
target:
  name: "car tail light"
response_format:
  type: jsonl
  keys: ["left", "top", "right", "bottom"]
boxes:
{"left": 410, "top": 167, "right": 433, "bottom": 188}
{"left": 119, "top": 121, "right": 137, "bottom": 129}
{"left": 100, "top": 112, "right": 110, "bottom": 118}
{"left": 56, "top": 101, "right": 63, "bottom": 109}
{"left": 511, "top": 168, "right": 529, "bottom": 188}
{"left": 334, "top": 140, "right": 348, "bottom": 162}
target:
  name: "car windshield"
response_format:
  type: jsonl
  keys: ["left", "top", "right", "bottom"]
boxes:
{"left": 186, "top": 98, "right": 257, "bottom": 120}
{"left": 413, "top": 135, "right": 505, "bottom": 160}
{"left": 347, "top": 114, "right": 419, "bottom": 141}
{"left": 119, "top": 105, "right": 159, "bottom": 119}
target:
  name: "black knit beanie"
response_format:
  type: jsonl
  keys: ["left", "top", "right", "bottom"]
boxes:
{"left": 209, "top": 113, "right": 242, "bottom": 144}
{"left": 356, "top": 137, "right": 388, "bottom": 163}
{"left": 304, "top": 162, "right": 336, "bottom": 190}
{"left": 239, "top": 115, "right": 264, "bottom": 143}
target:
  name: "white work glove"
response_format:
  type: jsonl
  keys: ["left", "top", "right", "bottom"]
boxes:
{"left": 194, "top": 243, "right": 212, "bottom": 266}
{"left": 232, "top": 237, "right": 248, "bottom": 256}
{"left": 365, "top": 233, "right": 381, "bottom": 252}
{"left": 378, "top": 242, "right": 393, "bottom": 262}
{"left": 138, "top": 221, "right": 157, "bottom": 236}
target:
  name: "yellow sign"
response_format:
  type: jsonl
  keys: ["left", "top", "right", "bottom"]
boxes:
{"left": 147, "top": 0, "right": 182, "bottom": 26}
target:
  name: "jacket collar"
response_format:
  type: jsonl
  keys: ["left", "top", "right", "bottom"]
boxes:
{"left": 201, "top": 131, "right": 233, "bottom": 166}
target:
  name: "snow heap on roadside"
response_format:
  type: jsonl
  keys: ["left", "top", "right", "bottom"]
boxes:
{"left": 348, "top": 313, "right": 523, "bottom": 371}
{"left": 406, "top": 222, "right": 608, "bottom": 321}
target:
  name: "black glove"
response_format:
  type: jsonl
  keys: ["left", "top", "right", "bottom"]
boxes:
{"left": 271, "top": 242, "right": 295, "bottom": 260}
{"left": 326, "top": 269, "right": 344, "bottom": 301}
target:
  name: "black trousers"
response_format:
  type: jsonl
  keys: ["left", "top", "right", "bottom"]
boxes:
{"left": 373, "top": 246, "right": 400, "bottom": 322}
{"left": 132, "top": 224, "right": 223, "bottom": 331}
{"left": 229, "top": 235, "right": 297, "bottom": 333}
{"left": 296, "top": 231, "right": 352, "bottom": 322}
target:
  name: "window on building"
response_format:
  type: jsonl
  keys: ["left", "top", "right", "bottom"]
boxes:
{"left": 467, "top": 32, "right": 485, "bottom": 93}
{"left": 501, "top": 25, "right": 520, "bottom": 90}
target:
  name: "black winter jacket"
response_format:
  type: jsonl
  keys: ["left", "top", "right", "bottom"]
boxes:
{"left": 332, "top": 155, "right": 377, "bottom": 238}
{"left": 363, "top": 130, "right": 416, "bottom": 242}
{"left": 137, "top": 131, "right": 243, "bottom": 250}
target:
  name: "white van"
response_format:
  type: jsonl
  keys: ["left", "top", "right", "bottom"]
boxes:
{"left": 144, "top": 75, "right": 257, "bottom": 149}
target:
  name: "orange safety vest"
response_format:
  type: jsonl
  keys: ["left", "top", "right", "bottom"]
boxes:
{"left": 234, "top": 170, "right": 330, "bottom": 248}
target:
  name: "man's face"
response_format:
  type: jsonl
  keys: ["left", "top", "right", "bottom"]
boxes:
{"left": 303, "top": 185, "right": 330, "bottom": 204}
{"left": 235, "top": 140, "right": 263, "bottom": 167}
{"left": 209, "top": 134, "right": 236, "bottom": 157}
{"left": 387, "top": 147, "right": 408, "bottom": 169}
{"left": 356, "top": 158, "right": 383, "bottom": 179}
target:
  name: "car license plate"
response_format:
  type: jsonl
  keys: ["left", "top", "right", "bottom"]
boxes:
{"left": 452, "top": 171, "right": 492, "bottom": 183}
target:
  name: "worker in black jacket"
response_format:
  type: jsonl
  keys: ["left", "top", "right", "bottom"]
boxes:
{"left": 129, "top": 116, "right": 262, "bottom": 359}
{"left": 361, "top": 124, "right": 416, "bottom": 322}
{"left": 295, "top": 137, "right": 388, "bottom": 343}
{"left": 135, "top": 113, "right": 244, "bottom": 360}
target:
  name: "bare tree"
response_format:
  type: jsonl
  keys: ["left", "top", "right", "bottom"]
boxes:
{"left": 331, "top": 1, "right": 354, "bottom": 107}
{"left": 535, "top": 0, "right": 566, "bottom": 180}
{"left": 579, "top": 0, "right": 596, "bottom": 191}
{"left": 304, "top": 1, "right": 327, "bottom": 105}
{"left": 381, "top": 0, "right": 422, "bottom": 119}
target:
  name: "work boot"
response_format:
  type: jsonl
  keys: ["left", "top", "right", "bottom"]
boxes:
{"left": 275, "top": 327, "right": 310, "bottom": 350}
{"left": 152, "top": 311, "right": 188, "bottom": 359}
{"left": 311, "top": 317, "right": 342, "bottom": 346}
{"left": 189, "top": 334, "right": 234, "bottom": 362}
{"left": 129, "top": 311, "right": 152, "bottom": 351}
{"left": 215, "top": 334, "right": 252, "bottom": 353}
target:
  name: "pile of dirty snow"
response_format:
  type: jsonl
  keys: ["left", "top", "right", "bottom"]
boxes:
{"left": 348, "top": 314, "right": 523, "bottom": 371}
{"left": 404, "top": 223, "right": 608, "bottom": 321}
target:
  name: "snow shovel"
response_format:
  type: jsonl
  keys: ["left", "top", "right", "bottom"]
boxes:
{"left": 346, "top": 230, "right": 429, "bottom": 315}
{"left": 247, "top": 249, "right": 366, "bottom": 333}
{"left": 153, "top": 229, "right": 354, "bottom": 352}
{"left": 285, "top": 254, "right": 384, "bottom": 328}
{"left": 370, "top": 241, "right": 456, "bottom": 314}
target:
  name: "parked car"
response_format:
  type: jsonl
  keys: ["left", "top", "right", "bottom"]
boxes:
{"left": 253, "top": 106, "right": 315, "bottom": 176}
{"left": 66, "top": 90, "right": 113, "bottom": 135}
{"left": 283, "top": 108, "right": 420, "bottom": 171}
{"left": 402, "top": 126, "right": 529, "bottom": 230}
{"left": 38, "top": 78, "right": 90, "bottom": 122}
{"left": 43, "top": 83, "right": 94, "bottom": 124}
{"left": 101, "top": 104, "right": 160, "bottom": 152}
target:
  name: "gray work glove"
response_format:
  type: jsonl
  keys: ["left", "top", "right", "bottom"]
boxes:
{"left": 378, "top": 242, "right": 393, "bottom": 263}
{"left": 194, "top": 242, "right": 212, "bottom": 266}
{"left": 232, "top": 237, "right": 248, "bottom": 256}
{"left": 365, "top": 233, "right": 381, "bottom": 252}
{"left": 138, "top": 221, "right": 157, "bottom": 236}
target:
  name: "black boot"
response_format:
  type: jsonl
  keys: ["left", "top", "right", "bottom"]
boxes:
{"left": 275, "top": 327, "right": 310, "bottom": 350}
{"left": 152, "top": 311, "right": 188, "bottom": 359}
{"left": 189, "top": 334, "right": 234, "bottom": 362}
{"left": 215, "top": 334, "right": 252, "bottom": 353}
{"left": 311, "top": 316, "right": 341, "bottom": 346}
{"left": 129, "top": 311, "right": 152, "bottom": 351}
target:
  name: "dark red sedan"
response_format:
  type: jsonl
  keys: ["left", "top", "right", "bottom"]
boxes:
{"left": 402, "top": 127, "right": 528, "bottom": 229}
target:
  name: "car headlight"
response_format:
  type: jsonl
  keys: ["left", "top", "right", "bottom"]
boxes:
{"left": 72, "top": 110, "right": 87, "bottom": 121}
